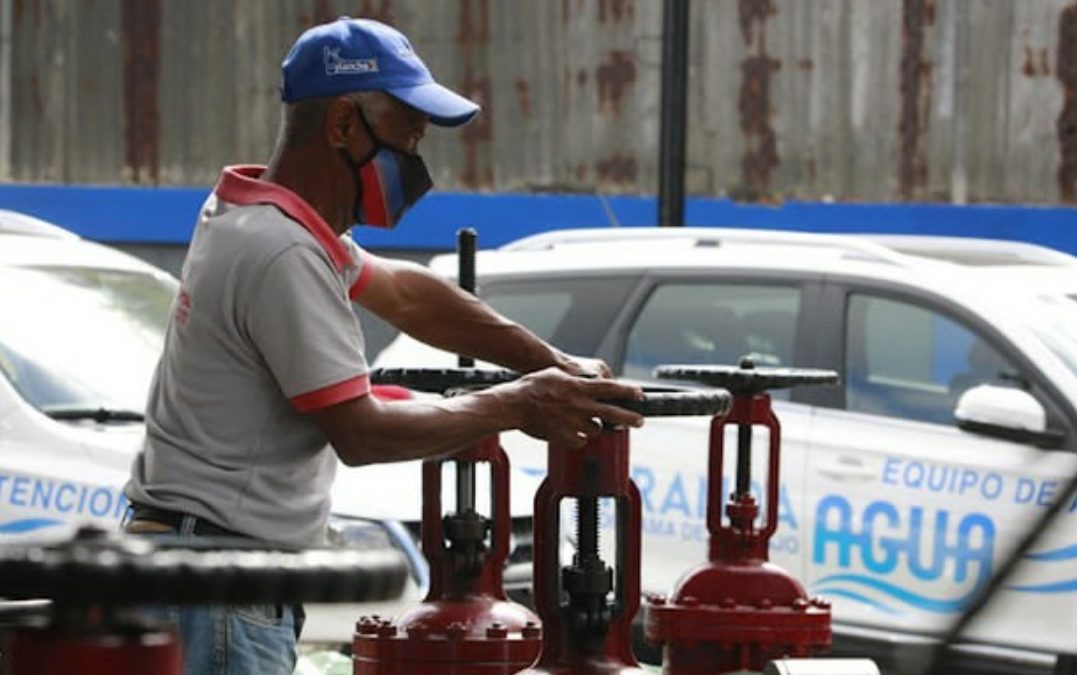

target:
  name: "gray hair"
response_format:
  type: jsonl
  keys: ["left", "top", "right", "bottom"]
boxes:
{"left": 275, "top": 91, "right": 385, "bottom": 150}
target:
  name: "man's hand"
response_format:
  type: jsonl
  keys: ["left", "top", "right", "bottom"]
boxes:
{"left": 551, "top": 352, "right": 613, "bottom": 379}
{"left": 498, "top": 367, "right": 643, "bottom": 448}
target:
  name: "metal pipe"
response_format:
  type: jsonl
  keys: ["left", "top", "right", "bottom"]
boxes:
{"left": 658, "top": 0, "right": 690, "bottom": 228}
{"left": 457, "top": 227, "right": 477, "bottom": 369}
{"left": 456, "top": 228, "right": 477, "bottom": 513}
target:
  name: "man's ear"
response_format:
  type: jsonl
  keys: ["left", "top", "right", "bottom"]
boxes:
{"left": 325, "top": 96, "right": 357, "bottom": 148}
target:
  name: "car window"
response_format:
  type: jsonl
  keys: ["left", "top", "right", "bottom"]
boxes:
{"left": 485, "top": 291, "right": 572, "bottom": 343}
{"left": 0, "top": 265, "right": 174, "bottom": 414}
{"left": 844, "top": 294, "right": 1020, "bottom": 425}
{"left": 481, "top": 277, "right": 636, "bottom": 357}
{"left": 622, "top": 283, "right": 801, "bottom": 383}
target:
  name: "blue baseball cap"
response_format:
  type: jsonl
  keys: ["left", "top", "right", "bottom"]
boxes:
{"left": 281, "top": 17, "right": 480, "bottom": 127}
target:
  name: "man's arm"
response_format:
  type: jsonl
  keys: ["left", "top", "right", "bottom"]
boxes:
{"left": 353, "top": 254, "right": 601, "bottom": 375}
{"left": 311, "top": 367, "right": 643, "bottom": 466}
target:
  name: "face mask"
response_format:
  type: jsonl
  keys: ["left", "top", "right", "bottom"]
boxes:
{"left": 341, "top": 105, "right": 433, "bottom": 229}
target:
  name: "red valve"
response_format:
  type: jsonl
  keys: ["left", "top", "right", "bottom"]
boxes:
{"left": 354, "top": 435, "right": 541, "bottom": 674}
{"left": 645, "top": 362, "right": 836, "bottom": 674}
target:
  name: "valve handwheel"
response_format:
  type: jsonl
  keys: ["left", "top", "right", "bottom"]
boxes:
{"left": 0, "top": 525, "right": 409, "bottom": 606}
{"left": 370, "top": 367, "right": 518, "bottom": 394}
{"left": 606, "top": 387, "right": 733, "bottom": 418}
{"left": 372, "top": 367, "right": 735, "bottom": 419}
{"left": 655, "top": 357, "right": 839, "bottom": 395}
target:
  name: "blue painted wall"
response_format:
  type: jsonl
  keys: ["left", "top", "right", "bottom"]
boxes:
{"left": 0, "top": 184, "right": 1074, "bottom": 254}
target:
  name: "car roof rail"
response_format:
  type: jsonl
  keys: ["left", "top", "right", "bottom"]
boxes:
{"left": 860, "top": 234, "right": 1077, "bottom": 267}
{"left": 500, "top": 227, "right": 909, "bottom": 265}
{"left": 0, "top": 209, "right": 79, "bottom": 239}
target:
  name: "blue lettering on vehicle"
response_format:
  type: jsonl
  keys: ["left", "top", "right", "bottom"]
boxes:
{"left": 811, "top": 494, "right": 994, "bottom": 614}
{"left": 880, "top": 457, "right": 1004, "bottom": 502}
{"left": 619, "top": 465, "right": 798, "bottom": 555}
{"left": 0, "top": 472, "right": 127, "bottom": 534}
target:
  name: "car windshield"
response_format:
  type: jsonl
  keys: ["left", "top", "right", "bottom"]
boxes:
{"left": 0, "top": 265, "right": 174, "bottom": 418}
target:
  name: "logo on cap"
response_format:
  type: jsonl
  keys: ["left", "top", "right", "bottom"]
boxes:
{"left": 324, "top": 47, "right": 379, "bottom": 76}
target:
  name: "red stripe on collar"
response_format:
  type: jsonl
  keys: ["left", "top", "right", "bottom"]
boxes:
{"left": 214, "top": 165, "right": 353, "bottom": 272}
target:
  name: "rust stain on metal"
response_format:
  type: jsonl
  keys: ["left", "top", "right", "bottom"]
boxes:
{"left": 358, "top": 0, "right": 394, "bottom": 24}
{"left": 737, "top": 0, "right": 776, "bottom": 46}
{"left": 121, "top": 0, "right": 161, "bottom": 185}
{"left": 1024, "top": 46, "right": 1051, "bottom": 77}
{"left": 598, "top": 0, "right": 634, "bottom": 23}
{"left": 594, "top": 155, "right": 638, "bottom": 184}
{"left": 798, "top": 57, "right": 813, "bottom": 71}
{"left": 514, "top": 79, "right": 532, "bottom": 116}
{"left": 12, "top": 0, "right": 44, "bottom": 28}
{"left": 898, "top": 0, "right": 935, "bottom": 200}
{"left": 457, "top": 0, "right": 490, "bottom": 44}
{"left": 1057, "top": 3, "right": 1077, "bottom": 201}
{"left": 596, "top": 50, "right": 636, "bottom": 116}
{"left": 577, "top": 68, "right": 589, "bottom": 88}
{"left": 459, "top": 0, "right": 492, "bottom": 189}
{"left": 738, "top": 54, "right": 782, "bottom": 199}
{"left": 736, "top": 0, "right": 780, "bottom": 200}
{"left": 1024, "top": 46, "right": 1038, "bottom": 76}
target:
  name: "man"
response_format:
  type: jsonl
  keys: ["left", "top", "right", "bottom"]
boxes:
{"left": 123, "top": 16, "right": 644, "bottom": 675}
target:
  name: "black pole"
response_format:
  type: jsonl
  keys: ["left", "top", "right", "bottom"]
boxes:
{"left": 658, "top": 0, "right": 690, "bottom": 228}
{"left": 456, "top": 228, "right": 476, "bottom": 369}
{"left": 456, "top": 228, "right": 477, "bottom": 515}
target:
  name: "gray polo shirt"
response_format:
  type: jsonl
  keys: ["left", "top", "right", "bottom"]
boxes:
{"left": 125, "top": 165, "right": 375, "bottom": 546}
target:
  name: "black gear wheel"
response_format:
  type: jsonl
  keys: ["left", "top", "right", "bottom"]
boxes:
{"left": 0, "top": 526, "right": 409, "bottom": 606}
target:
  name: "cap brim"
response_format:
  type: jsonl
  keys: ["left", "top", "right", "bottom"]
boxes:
{"left": 388, "top": 82, "right": 480, "bottom": 127}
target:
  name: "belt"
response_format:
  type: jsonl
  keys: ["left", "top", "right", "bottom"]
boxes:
{"left": 126, "top": 503, "right": 247, "bottom": 538}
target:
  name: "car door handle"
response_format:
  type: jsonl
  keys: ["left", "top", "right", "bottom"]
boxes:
{"left": 816, "top": 457, "right": 876, "bottom": 482}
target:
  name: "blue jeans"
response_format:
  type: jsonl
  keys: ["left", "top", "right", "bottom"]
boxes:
{"left": 126, "top": 512, "right": 304, "bottom": 675}
{"left": 146, "top": 602, "right": 302, "bottom": 675}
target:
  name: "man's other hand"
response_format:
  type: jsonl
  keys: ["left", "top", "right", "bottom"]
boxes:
{"left": 502, "top": 367, "right": 643, "bottom": 448}
{"left": 552, "top": 352, "right": 613, "bottom": 379}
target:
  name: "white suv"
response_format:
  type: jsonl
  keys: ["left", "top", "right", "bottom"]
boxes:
{"left": 374, "top": 227, "right": 1077, "bottom": 673}
{"left": 0, "top": 210, "right": 539, "bottom": 646}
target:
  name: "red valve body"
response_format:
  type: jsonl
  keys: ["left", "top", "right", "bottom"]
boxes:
{"left": 354, "top": 436, "right": 541, "bottom": 674}
{"left": 645, "top": 394, "right": 831, "bottom": 674}
{"left": 5, "top": 626, "right": 181, "bottom": 675}
{"left": 517, "top": 428, "right": 647, "bottom": 675}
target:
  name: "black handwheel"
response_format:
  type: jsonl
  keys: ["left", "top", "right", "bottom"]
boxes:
{"left": 0, "top": 526, "right": 409, "bottom": 606}
{"left": 371, "top": 367, "right": 519, "bottom": 394}
{"left": 655, "top": 357, "right": 838, "bottom": 396}
{"left": 605, "top": 386, "right": 733, "bottom": 418}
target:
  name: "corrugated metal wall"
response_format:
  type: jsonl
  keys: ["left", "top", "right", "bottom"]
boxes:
{"left": 1, "top": 0, "right": 1074, "bottom": 203}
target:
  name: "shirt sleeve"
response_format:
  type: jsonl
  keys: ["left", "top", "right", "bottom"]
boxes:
{"left": 341, "top": 235, "right": 377, "bottom": 300}
{"left": 246, "top": 244, "right": 370, "bottom": 413}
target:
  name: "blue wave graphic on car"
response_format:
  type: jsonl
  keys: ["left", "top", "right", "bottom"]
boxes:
{"left": 813, "top": 587, "right": 899, "bottom": 615}
{"left": 812, "top": 573, "right": 981, "bottom": 614}
{"left": 1006, "top": 579, "right": 1077, "bottom": 593}
{"left": 0, "top": 518, "right": 63, "bottom": 534}
{"left": 1023, "top": 543, "right": 1077, "bottom": 562}
{"left": 1004, "top": 543, "right": 1077, "bottom": 593}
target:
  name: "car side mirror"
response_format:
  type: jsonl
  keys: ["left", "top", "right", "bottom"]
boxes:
{"left": 955, "top": 384, "right": 1064, "bottom": 449}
